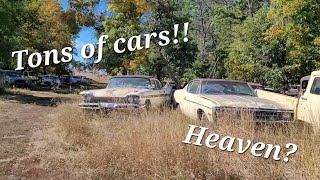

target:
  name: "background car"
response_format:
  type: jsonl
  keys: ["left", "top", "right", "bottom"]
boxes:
{"left": 71, "top": 76, "right": 87, "bottom": 85}
{"left": 0, "top": 69, "right": 31, "bottom": 88}
{"left": 60, "top": 75, "right": 72, "bottom": 85}
{"left": 39, "top": 75, "right": 61, "bottom": 87}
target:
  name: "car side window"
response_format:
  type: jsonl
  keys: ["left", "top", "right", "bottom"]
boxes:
{"left": 187, "top": 81, "right": 200, "bottom": 94}
{"left": 151, "top": 79, "right": 161, "bottom": 90}
{"left": 187, "top": 82, "right": 193, "bottom": 92}
{"left": 310, "top": 77, "right": 320, "bottom": 95}
{"left": 155, "top": 80, "right": 162, "bottom": 89}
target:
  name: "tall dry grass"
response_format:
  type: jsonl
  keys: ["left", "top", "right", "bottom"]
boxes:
{"left": 0, "top": 85, "right": 7, "bottom": 94}
{"left": 40, "top": 103, "right": 320, "bottom": 179}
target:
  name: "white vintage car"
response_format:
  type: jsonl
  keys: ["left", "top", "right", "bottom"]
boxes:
{"left": 174, "top": 79, "right": 294, "bottom": 122}
{"left": 79, "top": 75, "right": 172, "bottom": 110}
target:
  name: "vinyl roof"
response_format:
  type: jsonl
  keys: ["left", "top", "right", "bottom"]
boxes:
{"left": 195, "top": 78, "right": 249, "bottom": 84}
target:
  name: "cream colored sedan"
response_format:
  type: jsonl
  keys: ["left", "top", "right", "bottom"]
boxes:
{"left": 174, "top": 79, "right": 294, "bottom": 122}
{"left": 79, "top": 75, "right": 172, "bottom": 110}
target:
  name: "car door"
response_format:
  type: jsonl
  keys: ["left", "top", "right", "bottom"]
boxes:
{"left": 298, "top": 76, "right": 320, "bottom": 126}
{"left": 149, "top": 79, "right": 165, "bottom": 107}
{"left": 300, "top": 76, "right": 320, "bottom": 127}
{"left": 179, "top": 81, "right": 201, "bottom": 119}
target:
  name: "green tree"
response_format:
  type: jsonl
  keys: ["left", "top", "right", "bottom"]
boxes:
{"left": 265, "top": 0, "right": 320, "bottom": 84}
{"left": 99, "top": 0, "right": 153, "bottom": 75}
{"left": 227, "top": 7, "right": 287, "bottom": 87}
{"left": 21, "top": 0, "right": 80, "bottom": 75}
{"left": 141, "top": 0, "right": 198, "bottom": 86}
{"left": 0, "top": 0, "right": 25, "bottom": 69}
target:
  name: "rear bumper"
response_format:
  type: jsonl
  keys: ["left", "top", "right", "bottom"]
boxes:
{"left": 79, "top": 102, "right": 143, "bottom": 110}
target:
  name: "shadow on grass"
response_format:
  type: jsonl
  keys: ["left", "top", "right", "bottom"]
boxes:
{"left": 0, "top": 89, "right": 72, "bottom": 106}
{"left": 29, "top": 81, "right": 106, "bottom": 95}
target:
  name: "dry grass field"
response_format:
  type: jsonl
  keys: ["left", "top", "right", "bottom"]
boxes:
{"left": 1, "top": 88, "right": 320, "bottom": 179}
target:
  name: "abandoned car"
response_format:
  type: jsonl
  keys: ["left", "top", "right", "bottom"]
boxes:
{"left": 174, "top": 79, "right": 294, "bottom": 122}
{"left": 79, "top": 75, "right": 172, "bottom": 110}
{"left": 0, "top": 69, "right": 31, "bottom": 88}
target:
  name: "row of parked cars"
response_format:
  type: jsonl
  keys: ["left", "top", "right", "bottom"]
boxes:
{"left": 0, "top": 69, "right": 91, "bottom": 88}
{"left": 79, "top": 75, "right": 297, "bottom": 123}
{"left": 79, "top": 71, "right": 320, "bottom": 131}
{"left": 39, "top": 75, "right": 91, "bottom": 87}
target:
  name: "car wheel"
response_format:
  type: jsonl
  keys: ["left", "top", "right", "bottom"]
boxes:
{"left": 175, "top": 104, "right": 182, "bottom": 112}
{"left": 198, "top": 110, "right": 208, "bottom": 121}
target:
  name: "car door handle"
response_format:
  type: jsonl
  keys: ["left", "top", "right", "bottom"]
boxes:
{"left": 301, "top": 97, "right": 308, "bottom": 100}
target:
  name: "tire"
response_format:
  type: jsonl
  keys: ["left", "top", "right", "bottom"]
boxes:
{"left": 198, "top": 110, "right": 208, "bottom": 121}
{"left": 175, "top": 104, "right": 182, "bottom": 112}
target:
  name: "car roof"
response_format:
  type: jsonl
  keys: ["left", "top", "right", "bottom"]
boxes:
{"left": 248, "top": 82, "right": 263, "bottom": 86}
{"left": 0, "top": 70, "right": 17, "bottom": 72}
{"left": 112, "top": 75, "right": 153, "bottom": 79}
{"left": 300, "top": 75, "right": 310, "bottom": 82}
{"left": 194, "top": 78, "right": 249, "bottom": 84}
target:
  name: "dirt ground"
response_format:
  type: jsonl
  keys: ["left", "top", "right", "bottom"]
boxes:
{"left": 0, "top": 89, "right": 78, "bottom": 179}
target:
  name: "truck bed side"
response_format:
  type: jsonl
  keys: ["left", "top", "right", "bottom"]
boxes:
{"left": 256, "top": 89, "right": 298, "bottom": 111}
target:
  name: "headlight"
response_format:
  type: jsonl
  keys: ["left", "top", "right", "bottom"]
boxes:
{"left": 82, "top": 93, "right": 93, "bottom": 103}
{"left": 282, "top": 112, "right": 294, "bottom": 120}
{"left": 126, "top": 95, "right": 140, "bottom": 104}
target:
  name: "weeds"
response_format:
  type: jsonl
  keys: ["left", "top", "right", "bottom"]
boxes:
{"left": 40, "top": 103, "right": 320, "bottom": 179}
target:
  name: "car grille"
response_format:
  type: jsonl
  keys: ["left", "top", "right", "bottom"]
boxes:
{"left": 214, "top": 107, "right": 294, "bottom": 122}
{"left": 89, "top": 97, "right": 127, "bottom": 103}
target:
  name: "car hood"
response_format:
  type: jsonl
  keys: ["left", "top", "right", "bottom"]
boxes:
{"left": 80, "top": 88, "right": 149, "bottom": 98}
{"left": 202, "top": 95, "right": 293, "bottom": 111}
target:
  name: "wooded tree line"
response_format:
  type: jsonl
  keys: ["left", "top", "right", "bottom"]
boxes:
{"left": 1, "top": 0, "right": 78, "bottom": 74}
{"left": 1, "top": 0, "right": 320, "bottom": 89}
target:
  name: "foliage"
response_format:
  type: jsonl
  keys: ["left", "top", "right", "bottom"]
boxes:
{"left": 99, "top": 0, "right": 153, "bottom": 75}
{"left": 22, "top": 0, "right": 80, "bottom": 75}
{"left": 264, "top": 0, "right": 320, "bottom": 85}
{"left": 1, "top": 0, "right": 320, "bottom": 89}
{"left": 0, "top": 0, "right": 25, "bottom": 69}
{"left": 227, "top": 8, "right": 278, "bottom": 85}
{"left": 141, "top": 0, "right": 198, "bottom": 85}
{"left": 0, "top": 0, "right": 80, "bottom": 75}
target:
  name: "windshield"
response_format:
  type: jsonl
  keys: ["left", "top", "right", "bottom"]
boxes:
{"left": 201, "top": 81, "right": 256, "bottom": 96}
{"left": 107, "top": 77, "right": 151, "bottom": 89}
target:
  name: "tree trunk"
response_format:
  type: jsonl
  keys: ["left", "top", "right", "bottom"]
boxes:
{"left": 43, "top": 66, "right": 47, "bottom": 75}
{"left": 122, "top": 67, "right": 127, "bottom": 75}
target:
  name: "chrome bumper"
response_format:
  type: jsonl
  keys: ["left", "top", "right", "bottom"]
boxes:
{"left": 79, "top": 102, "right": 143, "bottom": 110}
{"left": 213, "top": 107, "right": 294, "bottom": 122}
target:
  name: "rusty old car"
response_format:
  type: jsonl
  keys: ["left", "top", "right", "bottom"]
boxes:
{"left": 174, "top": 79, "right": 294, "bottom": 122}
{"left": 79, "top": 75, "right": 172, "bottom": 110}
